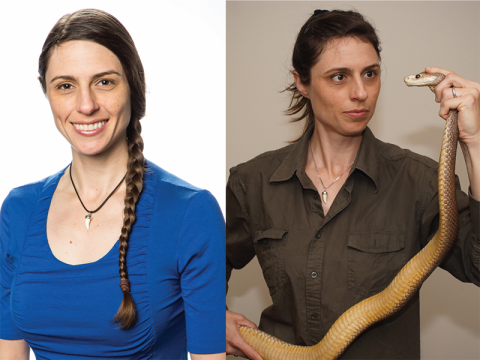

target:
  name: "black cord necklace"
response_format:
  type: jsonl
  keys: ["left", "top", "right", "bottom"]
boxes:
{"left": 69, "top": 163, "right": 127, "bottom": 230}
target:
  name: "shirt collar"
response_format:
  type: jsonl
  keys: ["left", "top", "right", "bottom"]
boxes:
{"left": 270, "top": 126, "right": 380, "bottom": 192}
{"left": 354, "top": 127, "right": 380, "bottom": 193}
{"left": 270, "top": 126, "right": 313, "bottom": 183}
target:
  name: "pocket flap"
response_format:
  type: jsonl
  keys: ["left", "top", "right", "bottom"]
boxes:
{"left": 253, "top": 228, "right": 287, "bottom": 243}
{"left": 348, "top": 231, "right": 405, "bottom": 253}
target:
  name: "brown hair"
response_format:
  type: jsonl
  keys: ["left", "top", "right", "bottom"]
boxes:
{"left": 286, "top": 9, "right": 381, "bottom": 141}
{"left": 38, "top": 9, "right": 146, "bottom": 329}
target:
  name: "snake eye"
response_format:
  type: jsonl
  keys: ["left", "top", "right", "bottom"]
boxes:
{"left": 415, "top": 74, "right": 421, "bottom": 79}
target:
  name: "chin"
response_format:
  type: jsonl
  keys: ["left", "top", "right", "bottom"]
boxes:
{"left": 72, "top": 141, "right": 108, "bottom": 157}
{"left": 341, "top": 122, "right": 368, "bottom": 137}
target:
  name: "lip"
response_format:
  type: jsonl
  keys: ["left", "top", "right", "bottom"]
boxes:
{"left": 71, "top": 119, "right": 108, "bottom": 137}
{"left": 344, "top": 109, "right": 369, "bottom": 119}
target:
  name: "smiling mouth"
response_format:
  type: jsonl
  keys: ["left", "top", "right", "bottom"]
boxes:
{"left": 72, "top": 120, "right": 108, "bottom": 131}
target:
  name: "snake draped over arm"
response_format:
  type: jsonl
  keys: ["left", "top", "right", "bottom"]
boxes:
{"left": 237, "top": 72, "right": 459, "bottom": 360}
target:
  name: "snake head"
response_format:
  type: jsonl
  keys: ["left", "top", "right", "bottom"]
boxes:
{"left": 404, "top": 72, "right": 445, "bottom": 87}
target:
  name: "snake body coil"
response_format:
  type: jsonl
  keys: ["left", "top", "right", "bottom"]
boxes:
{"left": 238, "top": 72, "right": 459, "bottom": 360}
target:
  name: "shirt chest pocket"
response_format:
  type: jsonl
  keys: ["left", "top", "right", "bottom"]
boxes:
{"left": 347, "top": 230, "right": 406, "bottom": 297}
{"left": 253, "top": 228, "right": 287, "bottom": 295}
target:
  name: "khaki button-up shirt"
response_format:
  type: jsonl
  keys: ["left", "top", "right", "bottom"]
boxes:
{"left": 226, "top": 126, "right": 480, "bottom": 359}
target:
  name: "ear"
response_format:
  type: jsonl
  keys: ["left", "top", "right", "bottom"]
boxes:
{"left": 38, "top": 76, "right": 48, "bottom": 97}
{"left": 293, "top": 70, "right": 310, "bottom": 99}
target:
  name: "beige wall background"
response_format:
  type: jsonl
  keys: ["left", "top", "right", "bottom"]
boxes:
{"left": 226, "top": 1, "right": 480, "bottom": 359}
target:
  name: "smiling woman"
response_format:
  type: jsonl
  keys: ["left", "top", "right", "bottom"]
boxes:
{"left": 0, "top": 8, "right": 225, "bottom": 360}
{"left": 46, "top": 41, "right": 132, "bottom": 157}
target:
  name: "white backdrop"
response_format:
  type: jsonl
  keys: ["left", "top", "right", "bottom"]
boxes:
{"left": 0, "top": 1, "right": 225, "bottom": 359}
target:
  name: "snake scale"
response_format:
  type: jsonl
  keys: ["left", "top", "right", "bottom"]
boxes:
{"left": 238, "top": 72, "right": 459, "bottom": 360}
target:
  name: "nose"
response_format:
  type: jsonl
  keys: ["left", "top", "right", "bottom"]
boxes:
{"left": 351, "top": 76, "right": 368, "bottom": 102}
{"left": 76, "top": 88, "right": 99, "bottom": 115}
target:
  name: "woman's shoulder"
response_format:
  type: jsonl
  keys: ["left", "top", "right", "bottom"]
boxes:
{"left": 2, "top": 168, "right": 64, "bottom": 213}
{"left": 144, "top": 159, "right": 201, "bottom": 195}
{"left": 142, "top": 160, "right": 223, "bottom": 242}
{"left": 143, "top": 159, "right": 219, "bottom": 210}
{"left": 229, "top": 143, "right": 295, "bottom": 179}
{"left": 373, "top": 136, "right": 438, "bottom": 171}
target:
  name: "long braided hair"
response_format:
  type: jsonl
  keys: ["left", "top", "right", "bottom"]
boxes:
{"left": 38, "top": 9, "right": 146, "bottom": 328}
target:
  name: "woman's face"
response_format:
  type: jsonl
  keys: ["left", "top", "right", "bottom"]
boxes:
{"left": 295, "top": 36, "right": 381, "bottom": 137}
{"left": 45, "top": 40, "right": 131, "bottom": 156}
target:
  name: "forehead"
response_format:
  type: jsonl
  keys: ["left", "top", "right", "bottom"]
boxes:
{"left": 45, "top": 40, "right": 123, "bottom": 80}
{"left": 315, "top": 37, "right": 379, "bottom": 71}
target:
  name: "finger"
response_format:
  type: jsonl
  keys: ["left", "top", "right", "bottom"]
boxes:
{"left": 228, "top": 328, "right": 262, "bottom": 360}
{"left": 227, "top": 311, "right": 259, "bottom": 330}
{"left": 439, "top": 85, "right": 461, "bottom": 104}
{"left": 237, "top": 319, "right": 258, "bottom": 330}
{"left": 438, "top": 88, "right": 479, "bottom": 118}
{"left": 433, "top": 73, "right": 465, "bottom": 103}
{"left": 237, "top": 340, "right": 263, "bottom": 360}
{"left": 229, "top": 330, "right": 263, "bottom": 360}
{"left": 425, "top": 67, "right": 453, "bottom": 76}
{"left": 226, "top": 342, "right": 248, "bottom": 358}
{"left": 228, "top": 338, "right": 262, "bottom": 360}
{"left": 438, "top": 96, "right": 464, "bottom": 120}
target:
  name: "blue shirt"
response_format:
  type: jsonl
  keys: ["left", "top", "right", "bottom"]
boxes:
{"left": 0, "top": 161, "right": 226, "bottom": 359}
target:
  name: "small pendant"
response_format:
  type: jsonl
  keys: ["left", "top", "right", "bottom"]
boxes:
{"left": 85, "top": 214, "right": 92, "bottom": 230}
{"left": 322, "top": 190, "right": 328, "bottom": 204}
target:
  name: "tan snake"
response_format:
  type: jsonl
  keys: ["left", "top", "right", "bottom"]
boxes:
{"left": 238, "top": 72, "right": 459, "bottom": 359}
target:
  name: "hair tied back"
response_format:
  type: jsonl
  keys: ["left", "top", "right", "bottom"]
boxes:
{"left": 304, "top": 9, "right": 330, "bottom": 33}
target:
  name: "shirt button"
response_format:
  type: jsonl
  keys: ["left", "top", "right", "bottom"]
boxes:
{"left": 313, "top": 193, "right": 318, "bottom": 200}
{"left": 315, "top": 231, "right": 321, "bottom": 239}
{"left": 311, "top": 314, "right": 317, "bottom": 320}
{"left": 311, "top": 271, "right": 318, "bottom": 279}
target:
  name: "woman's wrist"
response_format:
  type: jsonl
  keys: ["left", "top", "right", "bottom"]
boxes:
{"left": 460, "top": 141, "right": 480, "bottom": 200}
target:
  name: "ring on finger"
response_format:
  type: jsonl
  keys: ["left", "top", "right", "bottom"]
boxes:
{"left": 451, "top": 86, "right": 457, "bottom": 98}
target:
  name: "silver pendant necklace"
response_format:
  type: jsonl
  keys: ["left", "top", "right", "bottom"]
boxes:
{"left": 309, "top": 142, "right": 354, "bottom": 204}
{"left": 69, "top": 163, "right": 127, "bottom": 230}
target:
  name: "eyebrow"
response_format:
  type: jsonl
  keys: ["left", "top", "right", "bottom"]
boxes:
{"left": 49, "top": 70, "right": 122, "bottom": 84}
{"left": 323, "top": 64, "right": 380, "bottom": 75}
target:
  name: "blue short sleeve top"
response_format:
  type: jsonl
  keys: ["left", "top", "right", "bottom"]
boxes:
{"left": 0, "top": 160, "right": 226, "bottom": 359}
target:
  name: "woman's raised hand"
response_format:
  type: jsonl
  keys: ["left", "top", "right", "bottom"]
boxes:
{"left": 226, "top": 310, "right": 263, "bottom": 360}
{"left": 425, "top": 67, "right": 480, "bottom": 146}
{"left": 426, "top": 67, "right": 480, "bottom": 200}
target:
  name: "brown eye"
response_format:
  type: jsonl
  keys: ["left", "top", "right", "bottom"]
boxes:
{"left": 58, "top": 84, "right": 73, "bottom": 90}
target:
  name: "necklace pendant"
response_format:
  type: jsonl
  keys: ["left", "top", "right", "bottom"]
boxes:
{"left": 85, "top": 214, "right": 92, "bottom": 230}
{"left": 321, "top": 190, "right": 328, "bottom": 204}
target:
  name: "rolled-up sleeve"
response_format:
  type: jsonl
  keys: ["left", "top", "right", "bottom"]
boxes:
{"left": 226, "top": 168, "right": 256, "bottom": 290}
{"left": 420, "top": 171, "right": 480, "bottom": 286}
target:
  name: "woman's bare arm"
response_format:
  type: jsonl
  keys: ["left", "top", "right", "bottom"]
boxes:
{"left": 0, "top": 339, "right": 30, "bottom": 360}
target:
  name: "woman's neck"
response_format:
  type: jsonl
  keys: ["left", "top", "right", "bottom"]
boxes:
{"left": 69, "top": 137, "right": 129, "bottom": 198}
{"left": 309, "top": 124, "right": 362, "bottom": 175}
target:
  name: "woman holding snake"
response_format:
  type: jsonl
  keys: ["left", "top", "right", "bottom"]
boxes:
{"left": 0, "top": 9, "right": 225, "bottom": 360}
{"left": 226, "top": 8, "right": 480, "bottom": 359}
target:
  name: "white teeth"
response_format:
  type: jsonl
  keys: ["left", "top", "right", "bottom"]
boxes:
{"left": 73, "top": 121, "right": 106, "bottom": 131}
